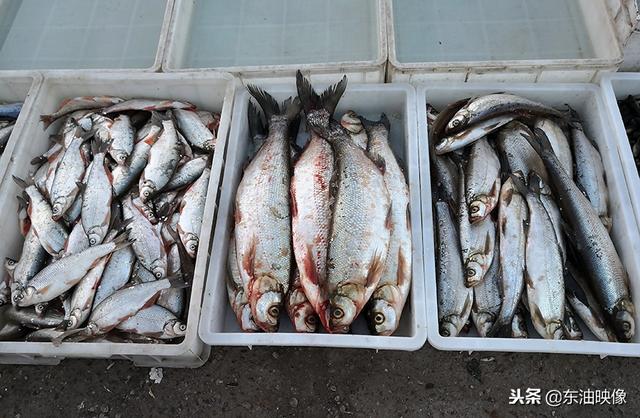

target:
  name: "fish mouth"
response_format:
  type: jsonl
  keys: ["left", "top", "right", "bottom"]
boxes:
{"left": 469, "top": 200, "right": 489, "bottom": 223}
{"left": 464, "top": 260, "right": 485, "bottom": 287}
{"left": 329, "top": 294, "right": 357, "bottom": 333}
{"left": 614, "top": 307, "right": 635, "bottom": 342}
{"left": 292, "top": 306, "right": 318, "bottom": 333}
{"left": 547, "top": 322, "right": 565, "bottom": 340}
{"left": 434, "top": 137, "right": 454, "bottom": 155}
{"left": 250, "top": 277, "right": 283, "bottom": 332}
{"left": 474, "top": 312, "right": 495, "bottom": 337}
{"left": 439, "top": 320, "right": 459, "bottom": 337}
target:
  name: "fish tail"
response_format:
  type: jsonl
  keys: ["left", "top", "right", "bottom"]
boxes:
{"left": 319, "top": 75, "right": 347, "bottom": 116}
{"left": 110, "top": 232, "right": 132, "bottom": 250}
{"left": 296, "top": 70, "right": 321, "bottom": 114}
{"left": 167, "top": 275, "right": 190, "bottom": 289}
{"left": 247, "top": 101, "right": 266, "bottom": 141}
{"left": 247, "top": 85, "right": 280, "bottom": 120}
{"left": 52, "top": 327, "right": 90, "bottom": 346}
{"left": 486, "top": 322, "right": 512, "bottom": 338}
{"left": 11, "top": 175, "right": 30, "bottom": 189}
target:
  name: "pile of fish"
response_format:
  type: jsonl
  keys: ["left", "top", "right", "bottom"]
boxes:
{"left": 431, "top": 93, "right": 635, "bottom": 342}
{"left": 226, "top": 72, "right": 412, "bottom": 335}
{"left": 617, "top": 95, "right": 640, "bottom": 170}
{"left": 0, "top": 95, "right": 219, "bottom": 344}
{"left": 0, "top": 102, "right": 23, "bottom": 155}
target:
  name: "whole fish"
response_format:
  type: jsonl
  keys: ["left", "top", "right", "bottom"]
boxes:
{"left": 139, "top": 118, "right": 181, "bottom": 202}
{"left": 525, "top": 128, "right": 635, "bottom": 342}
{"left": 53, "top": 278, "right": 187, "bottom": 345}
{"left": 471, "top": 244, "right": 501, "bottom": 337}
{"left": 234, "top": 86, "right": 300, "bottom": 333}
{"left": 19, "top": 183, "right": 69, "bottom": 256}
{"left": 12, "top": 235, "right": 130, "bottom": 307}
{"left": 563, "top": 302, "right": 583, "bottom": 340}
{"left": 511, "top": 304, "right": 528, "bottom": 338}
{"left": 565, "top": 263, "right": 617, "bottom": 342}
{"left": 109, "top": 114, "right": 134, "bottom": 164}
{"left": 0, "top": 102, "right": 22, "bottom": 119}
{"left": 488, "top": 177, "right": 527, "bottom": 336}
{"left": 116, "top": 305, "right": 187, "bottom": 339}
{"left": 495, "top": 121, "right": 548, "bottom": 183}
{"left": 226, "top": 236, "right": 258, "bottom": 332}
{"left": 50, "top": 126, "right": 88, "bottom": 220}
{"left": 297, "top": 72, "right": 391, "bottom": 334}
{"left": 80, "top": 145, "right": 112, "bottom": 246}
{"left": 174, "top": 109, "right": 215, "bottom": 151}
{"left": 65, "top": 254, "right": 111, "bottom": 329}
{"left": 11, "top": 228, "right": 47, "bottom": 290}
{"left": 102, "top": 99, "right": 195, "bottom": 115}
{"left": 436, "top": 201, "right": 472, "bottom": 337}
{"left": 571, "top": 122, "right": 610, "bottom": 230}
{"left": 177, "top": 167, "right": 209, "bottom": 258}
{"left": 40, "top": 96, "right": 124, "bottom": 129}
{"left": 112, "top": 125, "right": 161, "bottom": 196}
{"left": 362, "top": 115, "right": 412, "bottom": 336}
{"left": 458, "top": 167, "right": 495, "bottom": 287}
{"left": 163, "top": 156, "right": 207, "bottom": 191}
{"left": 290, "top": 78, "right": 346, "bottom": 330}
{"left": 535, "top": 118, "right": 573, "bottom": 176}
{"left": 285, "top": 269, "right": 318, "bottom": 333}
{"left": 340, "top": 111, "right": 368, "bottom": 149}
{"left": 122, "top": 195, "right": 167, "bottom": 279}
{"left": 465, "top": 137, "right": 501, "bottom": 223}
{"left": 521, "top": 176, "right": 565, "bottom": 340}
{"left": 436, "top": 115, "right": 514, "bottom": 155}
{"left": 445, "top": 93, "right": 563, "bottom": 134}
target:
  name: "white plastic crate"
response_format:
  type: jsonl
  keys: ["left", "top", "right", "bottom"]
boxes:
{"left": 0, "top": 71, "right": 41, "bottom": 183}
{"left": 0, "top": 72, "right": 235, "bottom": 367}
{"left": 0, "top": 0, "right": 173, "bottom": 72}
{"left": 387, "top": 0, "right": 623, "bottom": 83}
{"left": 162, "top": 0, "right": 387, "bottom": 83}
{"left": 418, "top": 82, "right": 640, "bottom": 356}
{"left": 601, "top": 73, "right": 640, "bottom": 253}
{"left": 198, "top": 82, "right": 427, "bottom": 350}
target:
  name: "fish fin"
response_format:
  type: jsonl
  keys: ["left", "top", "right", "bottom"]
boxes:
{"left": 290, "top": 182, "right": 298, "bottom": 219}
{"left": 396, "top": 249, "right": 410, "bottom": 288}
{"left": 359, "top": 113, "right": 390, "bottom": 134}
{"left": 16, "top": 195, "right": 28, "bottom": 210}
{"left": 296, "top": 70, "right": 321, "bottom": 114}
{"left": 365, "top": 252, "right": 386, "bottom": 289}
{"left": 247, "top": 101, "right": 266, "bottom": 142}
{"left": 483, "top": 231, "right": 493, "bottom": 255}
{"left": 52, "top": 327, "right": 89, "bottom": 346}
{"left": 75, "top": 181, "right": 86, "bottom": 196}
{"left": 11, "top": 175, "right": 29, "bottom": 189}
{"left": 283, "top": 96, "right": 302, "bottom": 123}
{"left": 319, "top": 75, "right": 348, "bottom": 116}
{"left": 527, "top": 171, "right": 545, "bottom": 195}
{"left": 49, "top": 134, "right": 63, "bottom": 145}
{"left": 30, "top": 155, "right": 47, "bottom": 167}
{"left": 167, "top": 276, "right": 190, "bottom": 289}
{"left": 241, "top": 237, "right": 257, "bottom": 281}
{"left": 40, "top": 114, "right": 55, "bottom": 129}
{"left": 247, "top": 85, "right": 280, "bottom": 120}
{"left": 111, "top": 233, "right": 132, "bottom": 251}
{"left": 303, "top": 245, "right": 319, "bottom": 285}
{"left": 486, "top": 323, "right": 512, "bottom": 338}
{"left": 385, "top": 203, "right": 393, "bottom": 230}
{"left": 369, "top": 153, "right": 386, "bottom": 174}
{"left": 508, "top": 173, "right": 529, "bottom": 197}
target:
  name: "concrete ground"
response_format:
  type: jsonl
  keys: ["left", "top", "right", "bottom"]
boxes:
{"left": 0, "top": 346, "right": 637, "bottom": 417}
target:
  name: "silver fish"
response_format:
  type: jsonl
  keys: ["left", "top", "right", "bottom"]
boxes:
{"left": 174, "top": 109, "right": 215, "bottom": 151}
{"left": 495, "top": 121, "right": 549, "bottom": 183}
{"left": 91, "top": 240, "right": 135, "bottom": 311}
{"left": 436, "top": 115, "right": 514, "bottom": 154}
{"left": 226, "top": 234, "right": 258, "bottom": 332}
{"left": 21, "top": 184, "right": 68, "bottom": 256}
{"left": 465, "top": 137, "right": 501, "bottom": 223}
{"left": 362, "top": 115, "right": 412, "bottom": 336}
{"left": 472, "top": 244, "right": 501, "bottom": 337}
{"left": 535, "top": 118, "right": 573, "bottom": 176}
{"left": 235, "top": 86, "right": 300, "bottom": 332}
{"left": 157, "top": 243, "right": 185, "bottom": 317}
{"left": 340, "top": 110, "right": 368, "bottom": 150}
{"left": 436, "top": 200, "right": 473, "bottom": 337}
{"left": 40, "top": 96, "right": 124, "bottom": 129}
{"left": 50, "top": 128, "right": 88, "bottom": 220}
{"left": 109, "top": 114, "right": 134, "bottom": 165}
{"left": 63, "top": 221, "right": 90, "bottom": 256}
{"left": 4, "top": 306, "right": 64, "bottom": 329}
{"left": 80, "top": 149, "right": 112, "bottom": 246}
{"left": 446, "top": 93, "right": 563, "bottom": 134}
{"left": 177, "top": 167, "right": 209, "bottom": 258}
{"left": 527, "top": 128, "right": 634, "bottom": 342}
{"left": 122, "top": 195, "right": 167, "bottom": 279}
{"left": 539, "top": 193, "right": 566, "bottom": 263}
{"left": 65, "top": 254, "right": 111, "bottom": 329}
{"left": 13, "top": 235, "right": 129, "bottom": 307}
{"left": 11, "top": 228, "right": 47, "bottom": 290}
{"left": 571, "top": 123, "right": 610, "bottom": 230}
{"left": 89, "top": 113, "right": 113, "bottom": 144}
{"left": 112, "top": 125, "right": 161, "bottom": 197}
{"left": 116, "top": 305, "right": 187, "bottom": 339}
{"left": 139, "top": 119, "right": 181, "bottom": 202}
{"left": 430, "top": 153, "right": 459, "bottom": 208}
{"left": 285, "top": 268, "right": 317, "bottom": 333}
{"left": 102, "top": 99, "right": 196, "bottom": 115}
{"left": 163, "top": 156, "right": 207, "bottom": 191}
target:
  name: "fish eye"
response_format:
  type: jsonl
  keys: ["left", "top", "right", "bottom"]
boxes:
{"left": 190, "top": 243, "right": 197, "bottom": 252}
{"left": 179, "top": 324, "right": 187, "bottom": 332}
{"left": 143, "top": 191, "right": 149, "bottom": 197}
{"left": 451, "top": 118, "right": 461, "bottom": 127}
{"left": 305, "top": 315, "right": 317, "bottom": 326}
{"left": 332, "top": 308, "right": 344, "bottom": 319}
{"left": 470, "top": 206, "right": 480, "bottom": 213}
{"left": 154, "top": 271, "right": 162, "bottom": 278}
{"left": 441, "top": 328, "right": 450, "bottom": 337}
{"left": 268, "top": 305, "right": 280, "bottom": 318}
{"left": 374, "top": 313, "right": 385, "bottom": 325}
{"left": 89, "top": 238, "right": 97, "bottom": 245}
{"left": 465, "top": 268, "right": 476, "bottom": 278}
{"left": 623, "top": 322, "right": 631, "bottom": 331}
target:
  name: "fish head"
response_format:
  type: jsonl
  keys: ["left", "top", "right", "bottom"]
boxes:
{"left": 474, "top": 312, "right": 496, "bottom": 337}
{"left": 12, "top": 286, "right": 34, "bottom": 307}
{"left": 65, "top": 310, "right": 82, "bottom": 330}
{"left": 464, "top": 258, "right": 485, "bottom": 287}
{"left": 183, "top": 233, "right": 199, "bottom": 258}
{"left": 86, "top": 322, "right": 100, "bottom": 336}
{"left": 51, "top": 198, "right": 69, "bottom": 220}
{"left": 250, "top": 275, "right": 283, "bottom": 332}
{"left": 0, "top": 287, "right": 10, "bottom": 307}
{"left": 329, "top": 294, "right": 357, "bottom": 333}
{"left": 446, "top": 109, "right": 470, "bottom": 132}
{"left": 546, "top": 322, "right": 565, "bottom": 340}
{"left": 113, "top": 150, "right": 129, "bottom": 165}
{"left": 367, "top": 298, "right": 398, "bottom": 336}
{"left": 139, "top": 180, "right": 157, "bottom": 202}
{"left": 164, "top": 319, "right": 188, "bottom": 338}
{"left": 86, "top": 226, "right": 105, "bottom": 246}
{"left": 150, "top": 259, "right": 167, "bottom": 280}
{"left": 469, "top": 199, "right": 489, "bottom": 223}
{"left": 291, "top": 303, "right": 318, "bottom": 333}
{"left": 613, "top": 300, "right": 635, "bottom": 342}
{"left": 240, "top": 304, "right": 259, "bottom": 332}
{"left": 340, "top": 111, "right": 363, "bottom": 134}
{"left": 439, "top": 318, "right": 461, "bottom": 337}
{"left": 4, "top": 258, "right": 17, "bottom": 277}
{"left": 34, "top": 302, "right": 48, "bottom": 316}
